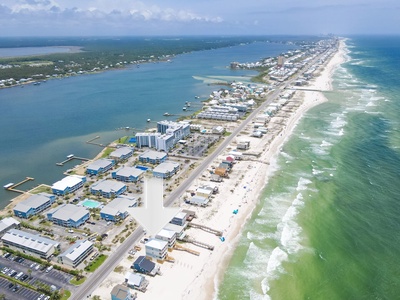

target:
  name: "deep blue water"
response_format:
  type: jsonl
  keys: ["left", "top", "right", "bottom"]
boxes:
{"left": 0, "top": 40, "right": 295, "bottom": 208}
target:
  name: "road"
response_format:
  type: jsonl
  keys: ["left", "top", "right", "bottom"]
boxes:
{"left": 69, "top": 226, "right": 144, "bottom": 300}
{"left": 71, "top": 44, "right": 336, "bottom": 299}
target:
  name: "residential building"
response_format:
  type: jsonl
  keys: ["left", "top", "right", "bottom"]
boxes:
{"left": 58, "top": 240, "right": 93, "bottom": 268}
{"left": 109, "top": 147, "right": 134, "bottom": 161}
{"left": 186, "top": 195, "right": 209, "bottom": 207}
{"left": 100, "top": 195, "right": 137, "bottom": 222}
{"left": 135, "top": 132, "right": 160, "bottom": 149}
{"left": 112, "top": 166, "right": 144, "bottom": 182}
{"left": 170, "top": 212, "right": 187, "bottom": 226}
{"left": 125, "top": 272, "right": 148, "bottom": 292}
{"left": 155, "top": 133, "right": 175, "bottom": 152}
{"left": 51, "top": 175, "right": 86, "bottom": 196}
{"left": 145, "top": 238, "right": 168, "bottom": 260}
{"left": 47, "top": 204, "right": 90, "bottom": 228}
{"left": 157, "top": 120, "right": 191, "bottom": 142}
{"left": 111, "top": 284, "right": 135, "bottom": 300}
{"left": 132, "top": 256, "right": 159, "bottom": 276}
{"left": 90, "top": 180, "right": 127, "bottom": 198}
{"left": 196, "top": 187, "right": 213, "bottom": 199}
{"left": 156, "top": 229, "right": 176, "bottom": 248}
{"left": 138, "top": 150, "right": 167, "bottom": 165}
{"left": 152, "top": 161, "right": 180, "bottom": 179}
{"left": 13, "top": 193, "right": 56, "bottom": 219}
{"left": 86, "top": 159, "right": 115, "bottom": 175}
{"left": 1, "top": 229, "right": 60, "bottom": 259}
{"left": 0, "top": 217, "right": 20, "bottom": 236}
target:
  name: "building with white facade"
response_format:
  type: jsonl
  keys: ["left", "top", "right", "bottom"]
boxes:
{"left": 58, "top": 240, "right": 94, "bottom": 268}
{"left": 145, "top": 238, "right": 168, "bottom": 260}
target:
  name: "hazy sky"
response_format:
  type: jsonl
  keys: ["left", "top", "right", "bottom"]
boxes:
{"left": 1, "top": 0, "right": 399, "bottom": 36}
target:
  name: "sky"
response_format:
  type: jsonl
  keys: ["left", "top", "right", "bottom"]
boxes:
{"left": 0, "top": 0, "right": 399, "bottom": 36}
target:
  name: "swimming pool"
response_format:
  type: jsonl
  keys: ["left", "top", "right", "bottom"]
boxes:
{"left": 80, "top": 199, "right": 101, "bottom": 209}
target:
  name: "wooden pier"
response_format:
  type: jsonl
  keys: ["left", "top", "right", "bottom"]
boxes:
{"left": 4, "top": 177, "right": 34, "bottom": 193}
{"left": 56, "top": 155, "right": 90, "bottom": 166}
{"left": 179, "top": 236, "right": 214, "bottom": 251}
{"left": 174, "top": 244, "right": 200, "bottom": 256}
{"left": 188, "top": 222, "right": 223, "bottom": 236}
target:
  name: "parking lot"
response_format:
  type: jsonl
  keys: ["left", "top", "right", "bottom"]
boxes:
{"left": 0, "top": 255, "right": 77, "bottom": 297}
{"left": 0, "top": 276, "right": 45, "bottom": 300}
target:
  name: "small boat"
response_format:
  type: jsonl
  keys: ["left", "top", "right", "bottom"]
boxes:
{"left": 147, "top": 118, "right": 151, "bottom": 122}
{"left": 187, "top": 102, "right": 191, "bottom": 107}
{"left": 195, "top": 96, "right": 200, "bottom": 99}
{"left": 163, "top": 112, "right": 170, "bottom": 116}
{"left": 182, "top": 106, "right": 187, "bottom": 111}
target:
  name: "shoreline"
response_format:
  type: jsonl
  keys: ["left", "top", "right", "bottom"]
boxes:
{"left": 90, "top": 40, "right": 347, "bottom": 299}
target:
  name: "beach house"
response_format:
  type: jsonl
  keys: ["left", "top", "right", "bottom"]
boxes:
{"left": 109, "top": 147, "right": 134, "bottom": 162}
{"left": 138, "top": 150, "right": 167, "bottom": 165}
{"left": 152, "top": 161, "right": 180, "bottom": 179}
{"left": 86, "top": 158, "right": 115, "bottom": 175}
{"left": 132, "top": 256, "right": 159, "bottom": 276}
{"left": 13, "top": 193, "right": 56, "bottom": 219}
{"left": 90, "top": 179, "right": 127, "bottom": 198}
{"left": 58, "top": 240, "right": 93, "bottom": 268}
{"left": 47, "top": 204, "right": 90, "bottom": 228}
{"left": 112, "top": 166, "right": 144, "bottom": 182}
{"left": 51, "top": 175, "right": 86, "bottom": 196}
{"left": 187, "top": 195, "right": 209, "bottom": 207}
{"left": 111, "top": 284, "right": 135, "bottom": 300}
{"left": 170, "top": 211, "right": 187, "bottom": 226}
{"left": 145, "top": 238, "right": 168, "bottom": 260}
{"left": 125, "top": 272, "right": 148, "bottom": 292}
{"left": 155, "top": 229, "right": 176, "bottom": 248}
{"left": 1, "top": 229, "right": 60, "bottom": 259}
{"left": 100, "top": 195, "right": 137, "bottom": 222}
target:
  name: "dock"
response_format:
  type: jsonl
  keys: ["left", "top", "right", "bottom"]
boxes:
{"left": 188, "top": 222, "right": 223, "bottom": 236}
{"left": 4, "top": 177, "right": 34, "bottom": 194}
{"left": 56, "top": 155, "right": 90, "bottom": 166}
{"left": 86, "top": 136, "right": 110, "bottom": 148}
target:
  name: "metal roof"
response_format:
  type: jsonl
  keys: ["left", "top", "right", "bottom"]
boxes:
{"left": 59, "top": 240, "right": 93, "bottom": 262}
{"left": 1, "top": 229, "right": 59, "bottom": 253}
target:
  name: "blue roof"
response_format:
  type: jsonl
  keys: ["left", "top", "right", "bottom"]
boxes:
{"left": 133, "top": 255, "right": 155, "bottom": 273}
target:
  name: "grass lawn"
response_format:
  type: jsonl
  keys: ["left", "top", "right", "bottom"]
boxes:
{"left": 70, "top": 276, "right": 86, "bottom": 285}
{"left": 84, "top": 254, "right": 108, "bottom": 272}
{"left": 61, "top": 290, "right": 71, "bottom": 300}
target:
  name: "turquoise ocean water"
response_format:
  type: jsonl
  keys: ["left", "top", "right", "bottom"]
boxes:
{"left": 0, "top": 39, "right": 296, "bottom": 208}
{"left": 218, "top": 36, "right": 400, "bottom": 299}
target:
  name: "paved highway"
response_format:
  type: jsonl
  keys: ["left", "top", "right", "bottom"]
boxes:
{"left": 71, "top": 44, "right": 335, "bottom": 299}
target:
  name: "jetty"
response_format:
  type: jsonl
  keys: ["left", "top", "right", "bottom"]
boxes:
{"left": 86, "top": 136, "right": 112, "bottom": 148}
{"left": 56, "top": 154, "right": 90, "bottom": 166}
{"left": 4, "top": 177, "right": 34, "bottom": 193}
{"left": 187, "top": 222, "right": 223, "bottom": 236}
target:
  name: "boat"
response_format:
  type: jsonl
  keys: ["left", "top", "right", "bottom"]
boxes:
{"left": 163, "top": 112, "right": 171, "bottom": 116}
{"left": 195, "top": 96, "right": 200, "bottom": 99}
{"left": 3, "top": 183, "right": 14, "bottom": 189}
{"left": 147, "top": 118, "right": 151, "bottom": 122}
{"left": 182, "top": 106, "right": 187, "bottom": 111}
{"left": 187, "top": 102, "right": 191, "bottom": 107}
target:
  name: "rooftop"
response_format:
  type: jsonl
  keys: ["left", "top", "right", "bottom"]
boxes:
{"left": 91, "top": 179, "right": 126, "bottom": 193}
{"left": 145, "top": 238, "right": 168, "bottom": 250}
{"left": 13, "top": 193, "right": 53, "bottom": 213}
{"left": 100, "top": 196, "right": 137, "bottom": 216}
{"left": 153, "top": 161, "right": 179, "bottom": 173}
{"left": 139, "top": 150, "right": 167, "bottom": 160}
{"left": 114, "top": 166, "right": 144, "bottom": 178}
{"left": 87, "top": 158, "right": 114, "bottom": 171}
{"left": 1, "top": 228, "right": 59, "bottom": 253}
{"left": 59, "top": 240, "right": 93, "bottom": 262}
{"left": 109, "top": 147, "right": 133, "bottom": 157}
{"left": 51, "top": 175, "right": 86, "bottom": 191}
{"left": 48, "top": 204, "right": 89, "bottom": 222}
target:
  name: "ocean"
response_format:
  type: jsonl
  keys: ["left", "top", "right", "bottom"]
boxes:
{"left": 217, "top": 36, "right": 400, "bottom": 299}
{"left": 0, "top": 38, "right": 296, "bottom": 208}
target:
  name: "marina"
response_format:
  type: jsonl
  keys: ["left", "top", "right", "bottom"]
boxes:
{"left": 3, "top": 177, "right": 34, "bottom": 194}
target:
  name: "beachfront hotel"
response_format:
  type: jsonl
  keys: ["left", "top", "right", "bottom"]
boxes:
{"left": 138, "top": 150, "right": 167, "bottom": 165}
{"left": 145, "top": 238, "right": 168, "bottom": 260}
{"left": 47, "top": 203, "right": 90, "bottom": 228}
{"left": 51, "top": 175, "right": 87, "bottom": 196}
{"left": 109, "top": 147, "right": 134, "bottom": 162}
{"left": 13, "top": 192, "right": 56, "bottom": 219}
{"left": 86, "top": 158, "right": 115, "bottom": 176}
{"left": 90, "top": 179, "right": 127, "bottom": 198}
{"left": 58, "top": 240, "right": 94, "bottom": 268}
{"left": 1, "top": 228, "right": 60, "bottom": 259}
{"left": 100, "top": 195, "right": 137, "bottom": 222}
{"left": 112, "top": 166, "right": 145, "bottom": 182}
{"left": 152, "top": 161, "right": 180, "bottom": 179}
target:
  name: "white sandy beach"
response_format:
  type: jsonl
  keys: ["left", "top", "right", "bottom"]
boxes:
{"left": 91, "top": 41, "right": 347, "bottom": 300}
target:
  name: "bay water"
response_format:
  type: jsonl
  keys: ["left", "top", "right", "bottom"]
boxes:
{"left": 0, "top": 39, "right": 295, "bottom": 208}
